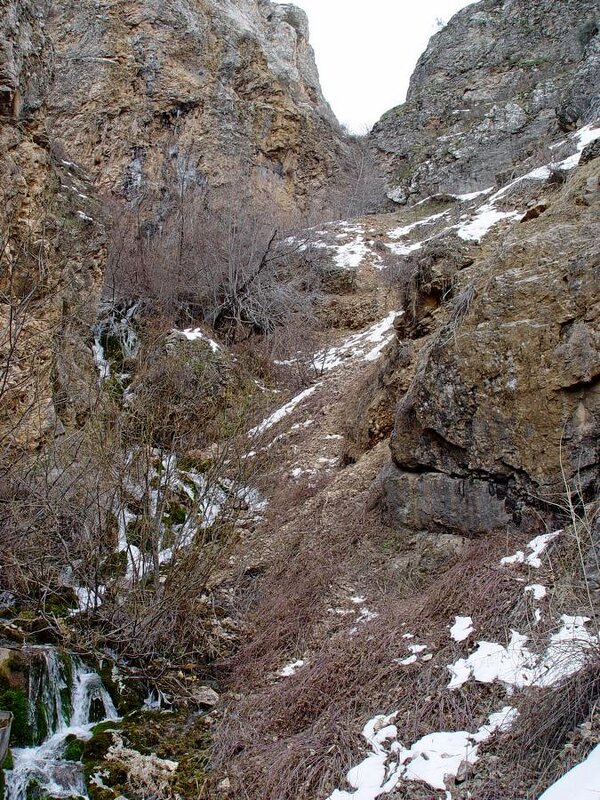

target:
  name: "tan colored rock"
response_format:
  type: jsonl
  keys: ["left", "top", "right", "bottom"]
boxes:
{"left": 0, "top": 1, "right": 106, "bottom": 453}
{"left": 44, "top": 0, "right": 350, "bottom": 212}
{"left": 383, "top": 162, "right": 600, "bottom": 534}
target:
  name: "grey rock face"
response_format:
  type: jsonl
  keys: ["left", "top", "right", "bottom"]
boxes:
{"left": 370, "top": 0, "right": 600, "bottom": 204}
{"left": 0, "top": 0, "right": 49, "bottom": 117}
{"left": 584, "top": 511, "right": 600, "bottom": 590}
{"left": 381, "top": 465, "right": 515, "bottom": 536}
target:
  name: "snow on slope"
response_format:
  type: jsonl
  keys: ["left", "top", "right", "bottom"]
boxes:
{"left": 537, "top": 744, "right": 600, "bottom": 799}
{"left": 327, "top": 707, "right": 517, "bottom": 798}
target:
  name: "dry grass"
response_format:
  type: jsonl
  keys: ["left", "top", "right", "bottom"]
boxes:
{"left": 476, "top": 658, "right": 600, "bottom": 799}
{"left": 208, "top": 524, "right": 549, "bottom": 799}
{"left": 205, "top": 490, "right": 600, "bottom": 800}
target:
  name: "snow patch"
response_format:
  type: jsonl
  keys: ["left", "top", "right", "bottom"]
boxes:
{"left": 454, "top": 187, "right": 494, "bottom": 201}
{"left": 170, "top": 328, "right": 221, "bottom": 353}
{"left": 450, "top": 616, "right": 474, "bottom": 642}
{"left": 447, "top": 615, "right": 599, "bottom": 690}
{"left": 537, "top": 743, "right": 600, "bottom": 799}
{"left": 327, "top": 707, "right": 517, "bottom": 798}
{"left": 388, "top": 210, "right": 450, "bottom": 240}
{"left": 525, "top": 584, "right": 547, "bottom": 601}
{"left": 455, "top": 207, "right": 521, "bottom": 242}
{"left": 501, "top": 530, "right": 562, "bottom": 568}
{"left": 279, "top": 659, "right": 305, "bottom": 677}
{"left": 313, "top": 312, "right": 397, "bottom": 372}
{"left": 248, "top": 385, "right": 318, "bottom": 437}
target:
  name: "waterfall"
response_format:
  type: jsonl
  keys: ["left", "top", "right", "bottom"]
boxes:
{"left": 92, "top": 300, "right": 141, "bottom": 382}
{"left": 4, "top": 650, "right": 119, "bottom": 800}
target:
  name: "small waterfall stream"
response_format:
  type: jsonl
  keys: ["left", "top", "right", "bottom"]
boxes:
{"left": 4, "top": 650, "right": 118, "bottom": 800}
{"left": 92, "top": 300, "right": 141, "bottom": 383}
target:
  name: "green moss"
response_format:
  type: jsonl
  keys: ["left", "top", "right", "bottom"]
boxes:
{"left": 96, "top": 664, "right": 143, "bottom": 717}
{"left": 88, "top": 783, "right": 116, "bottom": 800}
{"left": 165, "top": 502, "right": 187, "bottom": 525}
{"left": 3, "top": 749, "right": 14, "bottom": 770}
{"left": 42, "top": 589, "right": 78, "bottom": 618}
{"left": 102, "top": 334, "right": 125, "bottom": 366}
{"left": 58, "top": 653, "right": 73, "bottom": 724}
{"left": 82, "top": 729, "right": 116, "bottom": 762}
{"left": 177, "top": 456, "right": 212, "bottom": 473}
{"left": 84, "top": 760, "right": 127, "bottom": 794}
{"left": 0, "top": 687, "right": 30, "bottom": 746}
{"left": 35, "top": 699, "right": 48, "bottom": 744}
{"left": 63, "top": 735, "right": 85, "bottom": 762}
{"left": 79, "top": 711, "right": 211, "bottom": 800}
{"left": 91, "top": 720, "right": 120, "bottom": 737}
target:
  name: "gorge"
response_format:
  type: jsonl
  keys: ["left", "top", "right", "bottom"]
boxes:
{"left": 0, "top": 1, "right": 599, "bottom": 798}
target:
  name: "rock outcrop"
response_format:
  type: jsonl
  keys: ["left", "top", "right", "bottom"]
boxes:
{"left": 43, "top": 0, "right": 350, "bottom": 211}
{"left": 0, "top": 0, "right": 105, "bottom": 452}
{"left": 381, "top": 137, "right": 600, "bottom": 539}
{"left": 371, "top": 0, "right": 600, "bottom": 204}
{"left": 0, "top": 0, "right": 351, "bottom": 452}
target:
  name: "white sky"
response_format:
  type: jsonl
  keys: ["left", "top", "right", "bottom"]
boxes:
{"left": 287, "top": 0, "right": 479, "bottom": 132}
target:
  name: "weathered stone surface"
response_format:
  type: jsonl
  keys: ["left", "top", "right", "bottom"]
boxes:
{"left": 584, "top": 508, "right": 600, "bottom": 590}
{"left": 43, "top": 0, "right": 350, "bottom": 211}
{"left": 581, "top": 137, "right": 600, "bottom": 165}
{"left": 381, "top": 465, "right": 514, "bottom": 536}
{"left": 0, "top": 0, "right": 106, "bottom": 452}
{"left": 371, "top": 0, "right": 600, "bottom": 204}
{"left": 384, "top": 160, "right": 600, "bottom": 535}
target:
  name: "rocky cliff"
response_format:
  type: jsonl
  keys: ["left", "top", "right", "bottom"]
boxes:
{"left": 43, "top": 0, "right": 349, "bottom": 211}
{"left": 0, "top": 0, "right": 350, "bottom": 453}
{"left": 382, "top": 151, "right": 600, "bottom": 538}
{"left": 371, "top": 0, "right": 600, "bottom": 203}
{"left": 0, "top": 0, "right": 105, "bottom": 452}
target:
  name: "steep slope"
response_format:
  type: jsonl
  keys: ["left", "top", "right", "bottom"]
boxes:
{"left": 43, "top": 0, "right": 350, "bottom": 211}
{"left": 371, "top": 0, "right": 600, "bottom": 203}
{"left": 208, "top": 123, "right": 600, "bottom": 800}
{"left": 382, "top": 130, "right": 600, "bottom": 535}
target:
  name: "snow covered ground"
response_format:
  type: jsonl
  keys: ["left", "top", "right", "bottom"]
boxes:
{"left": 538, "top": 744, "right": 600, "bottom": 799}
{"left": 327, "top": 707, "right": 517, "bottom": 799}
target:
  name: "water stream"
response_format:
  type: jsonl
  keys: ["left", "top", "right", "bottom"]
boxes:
{"left": 4, "top": 649, "right": 118, "bottom": 800}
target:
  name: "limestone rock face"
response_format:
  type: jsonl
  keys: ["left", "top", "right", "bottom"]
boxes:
{"left": 382, "top": 160, "right": 600, "bottom": 535}
{"left": 44, "top": 0, "right": 349, "bottom": 210}
{"left": 371, "top": 0, "right": 600, "bottom": 204}
{"left": 0, "top": 0, "right": 105, "bottom": 452}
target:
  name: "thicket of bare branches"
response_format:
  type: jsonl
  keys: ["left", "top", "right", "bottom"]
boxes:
{"left": 0, "top": 130, "right": 389, "bottom": 680}
{"left": 103, "top": 182, "right": 326, "bottom": 348}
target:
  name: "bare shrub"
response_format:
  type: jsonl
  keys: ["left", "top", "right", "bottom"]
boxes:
{"left": 103, "top": 185, "right": 323, "bottom": 347}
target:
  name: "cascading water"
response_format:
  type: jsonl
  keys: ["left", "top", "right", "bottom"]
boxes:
{"left": 4, "top": 650, "right": 118, "bottom": 800}
{"left": 92, "top": 300, "right": 141, "bottom": 383}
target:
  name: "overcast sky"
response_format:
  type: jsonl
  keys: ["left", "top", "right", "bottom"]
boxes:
{"left": 286, "top": 0, "right": 479, "bottom": 132}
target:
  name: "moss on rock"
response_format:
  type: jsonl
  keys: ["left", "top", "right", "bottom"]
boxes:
{"left": 63, "top": 734, "right": 85, "bottom": 762}
{"left": 0, "top": 687, "right": 29, "bottom": 746}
